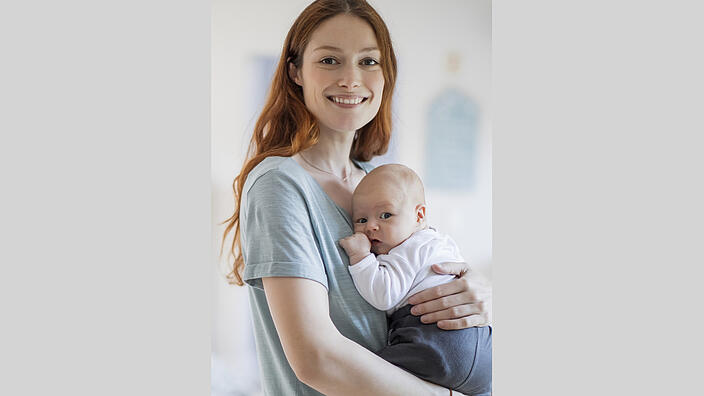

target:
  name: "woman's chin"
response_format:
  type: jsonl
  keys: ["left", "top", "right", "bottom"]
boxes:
{"left": 329, "top": 123, "right": 365, "bottom": 134}
{"left": 319, "top": 117, "right": 374, "bottom": 135}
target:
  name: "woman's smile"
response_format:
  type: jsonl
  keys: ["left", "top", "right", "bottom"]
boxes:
{"left": 327, "top": 95, "right": 369, "bottom": 108}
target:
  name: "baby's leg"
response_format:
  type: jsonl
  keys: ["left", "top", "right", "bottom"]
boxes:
{"left": 377, "top": 305, "right": 492, "bottom": 395}
{"left": 455, "top": 325, "right": 491, "bottom": 396}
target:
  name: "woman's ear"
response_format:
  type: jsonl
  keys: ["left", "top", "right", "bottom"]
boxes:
{"left": 288, "top": 62, "right": 302, "bottom": 86}
{"left": 415, "top": 204, "right": 426, "bottom": 224}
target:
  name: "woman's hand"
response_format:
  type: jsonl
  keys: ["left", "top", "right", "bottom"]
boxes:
{"left": 407, "top": 262, "right": 492, "bottom": 330}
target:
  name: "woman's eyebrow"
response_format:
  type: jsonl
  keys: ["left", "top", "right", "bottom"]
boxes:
{"left": 312, "top": 45, "right": 380, "bottom": 53}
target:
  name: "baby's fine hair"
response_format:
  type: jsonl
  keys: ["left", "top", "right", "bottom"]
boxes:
{"left": 362, "top": 164, "right": 426, "bottom": 205}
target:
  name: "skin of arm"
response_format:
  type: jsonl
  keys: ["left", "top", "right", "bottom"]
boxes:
{"left": 263, "top": 276, "right": 451, "bottom": 396}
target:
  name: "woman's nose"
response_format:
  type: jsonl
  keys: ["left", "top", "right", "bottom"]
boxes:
{"left": 337, "top": 64, "right": 361, "bottom": 89}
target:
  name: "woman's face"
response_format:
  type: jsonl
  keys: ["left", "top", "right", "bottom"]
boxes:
{"left": 291, "top": 14, "right": 385, "bottom": 135}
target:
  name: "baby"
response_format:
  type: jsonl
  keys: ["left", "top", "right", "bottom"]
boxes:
{"left": 339, "top": 164, "right": 492, "bottom": 396}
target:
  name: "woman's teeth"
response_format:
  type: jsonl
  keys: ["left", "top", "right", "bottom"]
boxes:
{"left": 330, "top": 96, "right": 365, "bottom": 105}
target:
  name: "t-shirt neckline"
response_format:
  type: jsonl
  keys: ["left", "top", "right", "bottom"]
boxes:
{"left": 286, "top": 156, "right": 370, "bottom": 228}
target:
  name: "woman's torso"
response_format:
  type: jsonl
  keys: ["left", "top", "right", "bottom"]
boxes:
{"left": 241, "top": 156, "right": 386, "bottom": 395}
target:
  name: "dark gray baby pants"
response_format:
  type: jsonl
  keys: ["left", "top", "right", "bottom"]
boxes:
{"left": 377, "top": 304, "right": 492, "bottom": 396}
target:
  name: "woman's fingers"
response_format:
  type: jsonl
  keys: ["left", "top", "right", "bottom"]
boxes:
{"left": 430, "top": 261, "right": 469, "bottom": 277}
{"left": 437, "top": 315, "right": 488, "bottom": 330}
{"left": 418, "top": 300, "right": 484, "bottom": 323}
{"left": 411, "top": 291, "right": 471, "bottom": 316}
{"left": 408, "top": 261, "right": 492, "bottom": 329}
{"left": 407, "top": 277, "right": 472, "bottom": 306}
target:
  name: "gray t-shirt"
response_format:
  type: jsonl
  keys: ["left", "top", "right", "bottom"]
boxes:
{"left": 241, "top": 156, "right": 387, "bottom": 396}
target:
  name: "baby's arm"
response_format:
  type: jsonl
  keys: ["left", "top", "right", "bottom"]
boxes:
{"left": 339, "top": 235, "right": 417, "bottom": 311}
{"left": 338, "top": 232, "right": 372, "bottom": 265}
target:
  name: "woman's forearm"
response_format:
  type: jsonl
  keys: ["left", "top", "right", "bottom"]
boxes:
{"left": 302, "top": 328, "right": 448, "bottom": 396}
{"left": 263, "top": 276, "right": 448, "bottom": 396}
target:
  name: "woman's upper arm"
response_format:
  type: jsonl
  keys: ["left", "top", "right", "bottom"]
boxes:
{"left": 241, "top": 170, "right": 328, "bottom": 288}
{"left": 262, "top": 276, "right": 338, "bottom": 382}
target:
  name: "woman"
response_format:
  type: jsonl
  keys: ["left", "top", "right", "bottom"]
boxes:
{"left": 222, "top": 1, "right": 491, "bottom": 395}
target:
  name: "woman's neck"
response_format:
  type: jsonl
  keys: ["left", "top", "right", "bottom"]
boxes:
{"left": 300, "top": 127, "right": 356, "bottom": 174}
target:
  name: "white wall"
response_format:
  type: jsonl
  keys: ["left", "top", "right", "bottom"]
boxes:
{"left": 212, "top": 1, "right": 491, "bottom": 394}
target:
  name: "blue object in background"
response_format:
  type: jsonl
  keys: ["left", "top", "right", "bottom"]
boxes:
{"left": 425, "top": 88, "right": 478, "bottom": 191}
{"left": 249, "top": 55, "right": 278, "bottom": 121}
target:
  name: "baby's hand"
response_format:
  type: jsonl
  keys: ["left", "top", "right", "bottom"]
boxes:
{"left": 338, "top": 232, "right": 372, "bottom": 265}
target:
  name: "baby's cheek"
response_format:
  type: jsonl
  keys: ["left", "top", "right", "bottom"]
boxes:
{"left": 353, "top": 224, "right": 364, "bottom": 233}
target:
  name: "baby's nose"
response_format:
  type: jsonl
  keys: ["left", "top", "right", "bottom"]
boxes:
{"left": 365, "top": 221, "right": 379, "bottom": 232}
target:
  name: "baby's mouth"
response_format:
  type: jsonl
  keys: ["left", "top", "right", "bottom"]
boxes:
{"left": 370, "top": 239, "right": 383, "bottom": 255}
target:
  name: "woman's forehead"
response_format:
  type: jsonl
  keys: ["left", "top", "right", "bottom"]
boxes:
{"left": 306, "top": 15, "right": 378, "bottom": 53}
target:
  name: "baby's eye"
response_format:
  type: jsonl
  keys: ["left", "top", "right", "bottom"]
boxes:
{"left": 360, "top": 58, "right": 379, "bottom": 66}
{"left": 356, "top": 218, "right": 367, "bottom": 224}
{"left": 380, "top": 212, "right": 392, "bottom": 219}
{"left": 320, "top": 57, "right": 339, "bottom": 65}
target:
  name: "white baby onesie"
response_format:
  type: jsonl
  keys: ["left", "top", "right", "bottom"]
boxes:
{"left": 348, "top": 227, "right": 464, "bottom": 315}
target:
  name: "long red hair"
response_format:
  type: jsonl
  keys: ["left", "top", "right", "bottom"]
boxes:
{"left": 222, "top": 0, "right": 397, "bottom": 285}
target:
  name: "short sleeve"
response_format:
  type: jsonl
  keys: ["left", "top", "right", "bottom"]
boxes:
{"left": 241, "top": 169, "right": 328, "bottom": 291}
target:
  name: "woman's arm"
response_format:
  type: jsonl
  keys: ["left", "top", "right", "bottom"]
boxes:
{"left": 408, "top": 262, "right": 492, "bottom": 329}
{"left": 263, "top": 276, "right": 451, "bottom": 396}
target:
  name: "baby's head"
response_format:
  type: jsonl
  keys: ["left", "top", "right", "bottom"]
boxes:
{"left": 352, "top": 164, "right": 427, "bottom": 255}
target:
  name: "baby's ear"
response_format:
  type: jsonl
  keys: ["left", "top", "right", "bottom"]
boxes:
{"left": 415, "top": 204, "right": 426, "bottom": 223}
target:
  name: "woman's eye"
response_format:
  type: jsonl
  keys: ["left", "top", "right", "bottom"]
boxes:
{"left": 361, "top": 58, "right": 379, "bottom": 66}
{"left": 356, "top": 218, "right": 367, "bottom": 224}
{"left": 380, "top": 212, "right": 392, "bottom": 219}
{"left": 320, "top": 57, "right": 338, "bottom": 65}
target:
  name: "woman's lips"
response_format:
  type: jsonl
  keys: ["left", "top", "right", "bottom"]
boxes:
{"left": 327, "top": 95, "right": 368, "bottom": 108}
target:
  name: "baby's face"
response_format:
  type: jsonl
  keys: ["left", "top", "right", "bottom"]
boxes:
{"left": 352, "top": 183, "right": 421, "bottom": 255}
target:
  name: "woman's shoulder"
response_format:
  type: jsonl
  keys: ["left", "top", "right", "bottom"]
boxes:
{"left": 243, "top": 156, "right": 309, "bottom": 195}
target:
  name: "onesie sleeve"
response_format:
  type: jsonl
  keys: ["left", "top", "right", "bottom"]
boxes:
{"left": 241, "top": 169, "right": 328, "bottom": 291}
{"left": 348, "top": 251, "right": 418, "bottom": 311}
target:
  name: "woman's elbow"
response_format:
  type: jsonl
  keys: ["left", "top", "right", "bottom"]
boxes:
{"left": 287, "top": 343, "right": 331, "bottom": 385}
{"left": 290, "top": 356, "right": 319, "bottom": 385}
